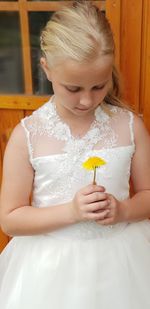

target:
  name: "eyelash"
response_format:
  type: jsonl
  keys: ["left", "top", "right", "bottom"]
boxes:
{"left": 66, "top": 85, "right": 105, "bottom": 93}
{"left": 94, "top": 85, "right": 105, "bottom": 91}
{"left": 66, "top": 88, "right": 80, "bottom": 93}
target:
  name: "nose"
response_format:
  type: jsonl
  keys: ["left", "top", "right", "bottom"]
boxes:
{"left": 79, "top": 91, "right": 93, "bottom": 108}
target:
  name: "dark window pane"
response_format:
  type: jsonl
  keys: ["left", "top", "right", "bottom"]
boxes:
{"left": 28, "top": 0, "right": 70, "bottom": 1}
{"left": 29, "top": 12, "right": 53, "bottom": 95}
{"left": 27, "top": 0, "right": 101, "bottom": 1}
{"left": 0, "top": 12, "right": 24, "bottom": 93}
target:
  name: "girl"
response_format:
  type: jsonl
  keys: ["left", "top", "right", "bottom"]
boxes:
{"left": 0, "top": 1, "right": 150, "bottom": 308}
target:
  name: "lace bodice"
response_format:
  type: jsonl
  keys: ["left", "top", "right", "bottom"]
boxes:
{"left": 21, "top": 97, "right": 135, "bottom": 239}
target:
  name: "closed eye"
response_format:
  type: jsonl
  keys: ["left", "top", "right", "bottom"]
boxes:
{"left": 65, "top": 86, "right": 80, "bottom": 93}
{"left": 93, "top": 84, "right": 105, "bottom": 90}
{"left": 64, "top": 83, "right": 106, "bottom": 93}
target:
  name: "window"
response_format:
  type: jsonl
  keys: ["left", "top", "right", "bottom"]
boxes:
{"left": 0, "top": 1, "right": 106, "bottom": 109}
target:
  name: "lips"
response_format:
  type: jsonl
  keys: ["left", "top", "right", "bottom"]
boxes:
{"left": 75, "top": 107, "right": 89, "bottom": 111}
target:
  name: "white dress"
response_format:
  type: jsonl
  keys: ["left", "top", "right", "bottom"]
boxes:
{"left": 0, "top": 98, "right": 150, "bottom": 309}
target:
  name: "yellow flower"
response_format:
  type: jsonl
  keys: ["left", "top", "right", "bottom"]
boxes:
{"left": 82, "top": 156, "right": 106, "bottom": 184}
{"left": 82, "top": 156, "right": 106, "bottom": 170}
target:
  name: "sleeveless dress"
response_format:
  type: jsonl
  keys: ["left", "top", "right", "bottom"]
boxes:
{"left": 0, "top": 97, "right": 150, "bottom": 309}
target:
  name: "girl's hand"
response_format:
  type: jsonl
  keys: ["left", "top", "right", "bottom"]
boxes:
{"left": 95, "top": 194, "right": 125, "bottom": 226}
{"left": 70, "top": 184, "right": 110, "bottom": 223}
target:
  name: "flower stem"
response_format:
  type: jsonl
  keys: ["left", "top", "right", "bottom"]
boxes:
{"left": 93, "top": 167, "right": 97, "bottom": 185}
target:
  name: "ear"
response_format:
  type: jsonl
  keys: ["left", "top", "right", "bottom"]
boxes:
{"left": 40, "top": 57, "right": 51, "bottom": 80}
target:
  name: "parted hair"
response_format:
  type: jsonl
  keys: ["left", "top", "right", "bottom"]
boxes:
{"left": 40, "top": 1, "right": 125, "bottom": 108}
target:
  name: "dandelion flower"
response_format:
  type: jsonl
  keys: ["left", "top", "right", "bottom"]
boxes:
{"left": 82, "top": 156, "right": 106, "bottom": 185}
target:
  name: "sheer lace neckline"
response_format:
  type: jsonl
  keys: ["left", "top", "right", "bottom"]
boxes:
{"left": 22, "top": 96, "right": 134, "bottom": 161}
{"left": 43, "top": 96, "right": 110, "bottom": 141}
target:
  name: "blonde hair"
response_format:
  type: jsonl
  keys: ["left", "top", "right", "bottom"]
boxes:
{"left": 40, "top": 0, "right": 126, "bottom": 109}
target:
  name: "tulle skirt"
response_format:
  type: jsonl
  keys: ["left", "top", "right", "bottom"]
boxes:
{"left": 0, "top": 220, "right": 150, "bottom": 309}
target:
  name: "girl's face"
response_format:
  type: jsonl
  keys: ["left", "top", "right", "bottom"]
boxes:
{"left": 42, "top": 55, "right": 113, "bottom": 119}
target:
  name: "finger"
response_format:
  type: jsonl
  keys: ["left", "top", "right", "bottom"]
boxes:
{"left": 84, "top": 192, "right": 108, "bottom": 204}
{"left": 86, "top": 209, "right": 110, "bottom": 221}
{"left": 96, "top": 217, "right": 114, "bottom": 225}
{"left": 86, "top": 200, "right": 110, "bottom": 212}
{"left": 81, "top": 184, "right": 105, "bottom": 195}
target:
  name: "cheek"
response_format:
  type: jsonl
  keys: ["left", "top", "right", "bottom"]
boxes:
{"left": 52, "top": 84, "right": 78, "bottom": 103}
{"left": 101, "top": 84, "right": 110, "bottom": 98}
{"left": 106, "top": 79, "right": 113, "bottom": 93}
{"left": 92, "top": 89, "right": 109, "bottom": 105}
{"left": 95, "top": 88, "right": 108, "bottom": 101}
{"left": 52, "top": 83, "right": 65, "bottom": 96}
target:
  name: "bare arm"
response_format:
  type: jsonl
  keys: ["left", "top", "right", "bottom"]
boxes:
{"left": 0, "top": 124, "right": 76, "bottom": 236}
{"left": 0, "top": 124, "right": 110, "bottom": 236}
{"left": 96, "top": 114, "right": 150, "bottom": 225}
{"left": 122, "top": 115, "right": 150, "bottom": 222}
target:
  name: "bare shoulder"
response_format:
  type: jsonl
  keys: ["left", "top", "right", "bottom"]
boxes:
{"left": 2, "top": 121, "right": 34, "bottom": 189}
{"left": 131, "top": 114, "right": 150, "bottom": 192}
{"left": 3, "top": 122, "right": 31, "bottom": 167}
{"left": 5, "top": 122, "right": 28, "bottom": 152}
{"left": 133, "top": 113, "right": 150, "bottom": 144}
{"left": 1, "top": 122, "right": 34, "bottom": 217}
